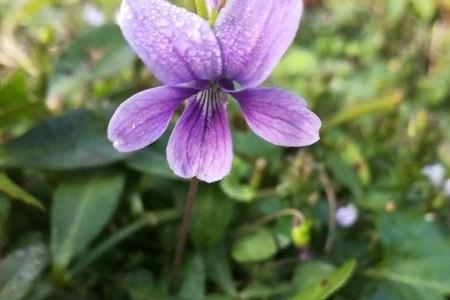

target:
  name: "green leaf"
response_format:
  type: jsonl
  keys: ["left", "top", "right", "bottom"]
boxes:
{"left": 126, "top": 149, "right": 176, "bottom": 179}
{"left": 0, "top": 172, "right": 45, "bottom": 210}
{"left": 368, "top": 213, "right": 450, "bottom": 298}
{"left": 370, "top": 258, "right": 450, "bottom": 294}
{"left": 0, "top": 71, "right": 44, "bottom": 131}
{"left": 0, "top": 242, "right": 48, "bottom": 300}
{"left": 205, "top": 249, "right": 237, "bottom": 297}
{"left": 0, "top": 71, "right": 30, "bottom": 111}
{"left": 178, "top": 255, "right": 206, "bottom": 300}
{"left": 194, "top": 0, "right": 208, "bottom": 19}
{"left": 292, "top": 261, "right": 336, "bottom": 292}
{"left": 289, "top": 260, "right": 357, "bottom": 300}
{"left": 0, "top": 110, "right": 128, "bottom": 170}
{"left": 190, "top": 186, "right": 234, "bottom": 249}
{"left": 231, "top": 228, "right": 277, "bottom": 263}
{"left": 220, "top": 157, "right": 256, "bottom": 202}
{"left": 125, "top": 270, "right": 175, "bottom": 300}
{"left": 377, "top": 213, "right": 450, "bottom": 257}
{"left": 51, "top": 170, "right": 125, "bottom": 269}
{"left": 47, "top": 24, "right": 135, "bottom": 102}
{"left": 367, "top": 280, "right": 442, "bottom": 300}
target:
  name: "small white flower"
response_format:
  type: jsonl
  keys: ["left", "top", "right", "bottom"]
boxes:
{"left": 82, "top": 4, "right": 105, "bottom": 27}
{"left": 443, "top": 179, "right": 450, "bottom": 198}
{"left": 336, "top": 203, "right": 358, "bottom": 228}
{"left": 421, "top": 163, "right": 446, "bottom": 187}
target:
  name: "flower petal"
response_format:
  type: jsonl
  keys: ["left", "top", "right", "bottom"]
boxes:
{"left": 108, "top": 86, "right": 197, "bottom": 152}
{"left": 231, "top": 88, "right": 321, "bottom": 147}
{"left": 215, "top": 0, "right": 303, "bottom": 88}
{"left": 118, "top": 0, "right": 222, "bottom": 85}
{"left": 167, "top": 89, "right": 232, "bottom": 183}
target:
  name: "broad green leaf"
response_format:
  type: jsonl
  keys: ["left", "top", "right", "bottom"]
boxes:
{"left": 367, "top": 280, "right": 442, "bottom": 300}
{"left": 126, "top": 149, "right": 176, "bottom": 179}
{"left": 0, "top": 242, "right": 48, "bottom": 300}
{"left": 190, "top": 186, "right": 233, "bottom": 249}
{"left": 178, "top": 255, "right": 206, "bottom": 300}
{"left": 0, "top": 71, "right": 44, "bottom": 131}
{"left": 51, "top": 170, "right": 125, "bottom": 269}
{"left": 205, "top": 249, "right": 237, "bottom": 297}
{"left": 231, "top": 228, "right": 277, "bottom": 263}
{"left": 0, "top": 71, "right": 31, "bottom": 112}
{"left": 125, "top": 270, "right": 174, "bottom": 300}
{"left": 47, "top": 24, "right": 135, "bottom": 102}
{"left": 369, "top": 213, "right": 450, "bottom": 298}
{"left": 292, "top": 261, "right": 336, "bottom": 292}
{"left": 371, "top": 258, "right": 450, "bottom": 295}
{"left": 289, "top": 260, "right": 357, "bottom": 300}
{"left": 0, "top": 172, "right": 45, "bottom": 210}
{"left": 0, "top": 110, "right": 128, "bottom": 169}
{"left": 377, "top": 213, "right": 450, "bottom": 257}
{"left": 220, "top": 157, "right": 256, "bottom": 202}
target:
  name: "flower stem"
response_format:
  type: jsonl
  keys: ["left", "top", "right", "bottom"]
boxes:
{"left": 170, "top": 178, "right": 199, "bottom": 290}
{"left": 319, "top": 168, "right": 337, "bottom": 253}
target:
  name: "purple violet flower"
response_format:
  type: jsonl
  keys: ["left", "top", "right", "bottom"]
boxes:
{"left": 108, "top": 0, "right": 321, "bottom": 183}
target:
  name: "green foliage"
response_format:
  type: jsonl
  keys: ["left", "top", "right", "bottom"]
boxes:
{"left": 0, "top": 0, "right": 449, "bottom": 299}
{"left": 231, "top": 228, "right": 278, "bottom": 263}
{"left": 51, "top": 170, "right": 125, "bottom": 270}
{"left": 0, "top": 110, "right": 128, "bottom": 169}
{"left": 0, "top": 243, "right": 48, "bottom": 300}
{"left": 289, "top": 260, "right": 357, "bottom": 300}
{"left": 0, "top": 172, "right": 45, "bottom": 210}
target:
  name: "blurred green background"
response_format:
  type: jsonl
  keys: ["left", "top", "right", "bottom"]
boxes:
{"left": 1, "top": 0, "right": 450, "bottom": 299}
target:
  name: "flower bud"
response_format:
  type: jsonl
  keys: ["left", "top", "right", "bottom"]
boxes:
{"left": 291, "top": 220, "right": 312, "bottom": 248}
{"left": 336, "top": 203, "right": 358, "bottom": 228}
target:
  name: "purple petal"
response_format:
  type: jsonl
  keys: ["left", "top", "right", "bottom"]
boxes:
{"left": 231, "top": 88, "right": 321, "bottom": 147}
{"left": 118, "top": 0, "right": 222, "bottom": 85}
{"left": 215, "top": 0, "right": 303, "bottom": 88}
{"left": 167, "top": 89, "right": 232, "bottom": 183}
{"left": 108, "top": 86, "right": 197, "bottom": 152}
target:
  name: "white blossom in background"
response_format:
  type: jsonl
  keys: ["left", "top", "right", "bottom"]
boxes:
{"left": 421, "top": 163, "right": 446, "bottom": 187}
{"left": 443, "top": 179, "right": 450, "bottom": 198}
{"left": 82, "top": 4, "right": 105, "bottom": 27}
{"left": 336, "top": 203, "right": 359, "bottom": 228}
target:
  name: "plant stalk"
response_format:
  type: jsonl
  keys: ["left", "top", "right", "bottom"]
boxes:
{"left": 170, "top": 178, "right": 199, "bottom": 290}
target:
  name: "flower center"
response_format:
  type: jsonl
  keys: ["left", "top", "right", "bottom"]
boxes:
{"left": 194, "top": 83, "right": 226, "bottom": 116}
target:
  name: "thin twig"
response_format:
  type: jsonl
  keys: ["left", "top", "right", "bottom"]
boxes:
{"left": 319, "top": 168, "right": 337, "bottom": 253}
{"left": 170, "top": 178, "right": 199, "bottom": 290}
